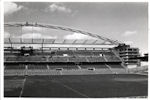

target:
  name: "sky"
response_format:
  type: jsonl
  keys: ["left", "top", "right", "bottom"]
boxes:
{"left": 4, "top": 2, "right": 148, "bottom": 54}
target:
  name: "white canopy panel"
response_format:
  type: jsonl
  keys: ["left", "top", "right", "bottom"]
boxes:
{"left": 4, "top": 38, "right": 117, "bottom": 45}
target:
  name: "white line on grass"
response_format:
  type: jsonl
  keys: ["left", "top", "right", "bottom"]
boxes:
{"left": 19, "top": 76, "right": 26, "bottom": 97}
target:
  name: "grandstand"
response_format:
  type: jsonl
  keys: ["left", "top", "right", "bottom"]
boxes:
{"left": 4, "top": 48, "right": 127, "bottom": 76}
{"left": 4, "top": 22, "right": 141, "bottom": 76}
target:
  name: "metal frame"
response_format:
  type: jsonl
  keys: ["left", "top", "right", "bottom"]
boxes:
{"left": 5, "top": 38, "right": 116, "bottom": 45}
{"left": 5, "top": 22, "right": 121, "bottom": 45}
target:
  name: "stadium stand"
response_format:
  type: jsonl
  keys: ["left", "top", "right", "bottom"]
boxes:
{"left": 26, "top": 56, "right": 46, "bottom": 61}
{"left": 56, "top": 50, "right": 74, "bottom": 56}
{"left": 73, "top": 50, "right": 93, "bottom": 56}
{"left": 68, "top": 57, "right": 87, "bottom": 62}
{"left": 28, "top": 64, "right": 47, "bottom": 69}
{"left": 92, "top": 51, "right": 103, "bottom": 56}
{"left": 108, "top": 64, "right": 124, "bottom": 68}
{"left": 49, "top": 57, "right": 68, "bottom": 62}
{"left": 5, "top": 64, "right": 25, "bottom": 70}
{"left": 4, "top": 70, "right": 26, "bottom": 76}
{"left": 5, "top": 56, "right": 26, "bottom": 61}
{"left": 103, "top": 51, "right": 121, "bottom": 62}
{"left": 105, "top": 56, "right": 121, "bottom": 62}
{"left": 4, "top": 49, "right": 127, "bottom": 75}
{"left": 79, "top": 64, "right": 108, "bottom": 69}
{"left": 87, "top": 57, "right": 106, "bottom": 62}
{"left": 49, "top": 64, "right": 78, "bottom": 70}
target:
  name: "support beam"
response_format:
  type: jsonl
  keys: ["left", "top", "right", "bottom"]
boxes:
{"left": 92, "top": 40, "right": 98, "bottom": 44}
{"left": 82, "top": 40, "right": 88, "bottom": 44}
{"left": 9, "top": 38, "right": 13, "bottom": 53}
{"left": 72, "top": 39, "right": 77, "bottom": 44}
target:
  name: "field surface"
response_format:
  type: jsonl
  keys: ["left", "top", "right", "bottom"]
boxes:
{"left": 4, "top": 74, "right": 148, "bottom": 98}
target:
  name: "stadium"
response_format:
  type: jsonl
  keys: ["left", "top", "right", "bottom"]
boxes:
{"left": 4, "top": 22, "right": 148, "bottom": 98}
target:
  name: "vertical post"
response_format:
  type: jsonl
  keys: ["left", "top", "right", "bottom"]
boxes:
{"left": 42, "top": 39, "right": 44, "bottom": 55}
{"left": 21, "top": 25, "right": 23, "bottom": 41}
{"left": 32, "top": 23, "right": 33, "bottom": 39}
{"left": 9, "top": 38, "right": 13, "bottom": 53}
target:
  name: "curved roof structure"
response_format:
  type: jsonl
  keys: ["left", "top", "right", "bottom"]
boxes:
{"left": 4, "top": 22, "right": 122, "bottom": 45}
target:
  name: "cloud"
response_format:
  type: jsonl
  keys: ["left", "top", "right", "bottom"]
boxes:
{"left": 22, "top": 26, "right": 42, "bottom": 32}
{"left": 4, "top": 2, "right": 23, "bottom": 15}
{"left": 4, "top": 31, "right": 10, "bottom": 38}
{"left": 122, "top": 30, "right": 137, "bottom": 37}
{"left": 64, "top": 33, "right": 96, "bottom": 40}
{"left": 47, "top": 3, "right": 72, "bottom": 13}
{"left": 124, "top": 41, "right": 133, "bottom": 45}
{"left": 18, "top": 33, "right": 57, "bottom": 39}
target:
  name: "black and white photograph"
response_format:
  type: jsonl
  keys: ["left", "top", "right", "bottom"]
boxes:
{"left": 3, "top": 1, "right": 148, "bottom": 98}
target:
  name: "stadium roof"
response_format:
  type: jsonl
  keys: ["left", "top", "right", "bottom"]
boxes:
{"left": 4, "top": 38, "right": 115, "bottom": 45}
{"left": 4, "top": 22, "right": 121, "bottom": 45}
{"left": 4, "top": 38, "right": 116, "bottom": 49}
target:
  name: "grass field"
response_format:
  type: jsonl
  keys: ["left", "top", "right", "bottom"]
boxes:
{"left": 4, "top": 74, "right": 148, "bottom": 98}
